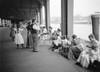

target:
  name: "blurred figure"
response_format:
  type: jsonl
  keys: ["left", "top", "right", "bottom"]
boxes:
{"left": 51, "top": 30, "right": 58, "bottom": 40}
{"left": 56, "top": 28, "right": 62, "bottom": 37}
{"left": 30, "top": 19, "right": 40, "bottom": 52}
{"left": 48, "top": 26, "right": 53, "bottom": 35}
{"left": 43, "top": 27, "right": 47, "bottom": 34}
{"left": 60, "top": 35, "right": 71, "bottom": 52}
{"left": 26, "top": 22, "right": 33, "bottom": 48}
{"left": 76, "top": 34, "right": 100, "bottom": 68}
{"left": 68, "top": 34, "right": 84, "bottom": 60}
{"left": 59, "top": 36, "right": 71, "bottom": 58}
{"left": 50, "top": 29, "right": 62, "bottom": 51}
{"left": 9, "top": 24, "right": 16, "bottom": 41}
{"left": 14, "top": 24, "right": 24, "bottom": 49}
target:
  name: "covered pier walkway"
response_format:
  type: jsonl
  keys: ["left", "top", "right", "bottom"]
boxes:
{"left": 0, "top": 27, "right": 91, "bottom": 72}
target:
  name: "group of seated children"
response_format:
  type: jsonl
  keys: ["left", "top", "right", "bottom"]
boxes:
{"left": 50, "top": 28, "right": 62, "bottom": 51}
{"left": 50, "top": 33, "right": 100, "bottom": 71}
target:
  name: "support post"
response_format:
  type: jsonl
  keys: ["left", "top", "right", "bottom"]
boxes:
{"left": 40, "top": 6, "right": 43, "bottom": 25}
{"left": 45, "top": 0, "right": 50, "bottom": 31}
{"left": 61, "top": 0, "right": 73, "bottom": 39}
{"left": 0, "top": 18, "right": 1, "bottom": 26}
{"left": 91, "top": 14, "right": 100, "bottom": 41}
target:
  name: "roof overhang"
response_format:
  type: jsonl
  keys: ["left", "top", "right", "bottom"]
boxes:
{"left": 0, "top": 0, "right": 47, "bottom": 21}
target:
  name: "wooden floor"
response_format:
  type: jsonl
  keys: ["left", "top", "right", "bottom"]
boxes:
{"left": 0, "top": 27, "right": 91, "bottom": 72}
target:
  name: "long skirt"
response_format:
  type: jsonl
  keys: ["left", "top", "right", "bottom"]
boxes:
{"left": 14, "top": 33, "right": 24, "bottom": 44}
{"left": 10, "top": 30, "right": 15, "bottom": 38}
{"left": 27, "top": 34, "right": 33, "bottom": 48}
{"left": 68, "top": 47, "right": 82, "bottom": 60}
{"left": 77, "top": 51, "right": 90, "bottom": 68}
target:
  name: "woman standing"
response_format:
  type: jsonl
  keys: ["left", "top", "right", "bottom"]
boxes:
{"left": 26, "top": 22, "right": 33, "bottom": 48}
{"left": 14, "top": 24, "right": 24, "bottom": 49}
{"left": 9, "top": 24, "right": 16, "bottom": 41}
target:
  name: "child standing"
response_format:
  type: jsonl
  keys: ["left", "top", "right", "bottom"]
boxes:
{"left": 14, "top": 24, "right": 24, "bottom": 49}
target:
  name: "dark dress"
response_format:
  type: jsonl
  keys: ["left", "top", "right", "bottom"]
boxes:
{"left": 26, "top": 25, "right": 33, "bottom": 48}
{"left": 10, "top": 27, "right": 15, "bottom": 41}
{"left": 68, "top": 38, "right": 83, "bottom": 60}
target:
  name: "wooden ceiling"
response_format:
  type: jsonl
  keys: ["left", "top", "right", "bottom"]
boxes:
{"left": 0, "top": 0, "right": 46, "bottom": 21}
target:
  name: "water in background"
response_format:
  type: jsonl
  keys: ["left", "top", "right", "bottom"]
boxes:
{"left": 50, "top": 24, "right": 100, "bottom": 41}
{"left": 73, "top": 24, "right": 92, "bottom": 40}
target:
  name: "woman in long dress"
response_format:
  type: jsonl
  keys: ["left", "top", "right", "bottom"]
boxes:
{"left": 14, "top": 24, "right": 24, "bottom": 49}
{"left": 26, "top": 22, "right": 33, "bottom": 48}
{"left": 76, "top": 34, "right": 100, "bottom": 68}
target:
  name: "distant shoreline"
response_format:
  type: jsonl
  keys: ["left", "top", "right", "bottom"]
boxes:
{"left": 74, "top": 22, "right": 92, "bottom": 24}
{"left": 50, "top": 22, "right": 100, "bottom": 24}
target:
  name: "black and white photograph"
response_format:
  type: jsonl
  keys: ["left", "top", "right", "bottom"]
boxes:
{"left": 0, "top": 0, "right": 100, "bottom": 72}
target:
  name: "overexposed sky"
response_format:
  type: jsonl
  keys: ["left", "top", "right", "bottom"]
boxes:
{"left": 50, "top": 0, "right": 61, "bottom": 17}
{"left": 49, "top": 0, "right": 100, "bottom": 17}
{"left": 74, "top": 0, "right": 100, "bottom": 16}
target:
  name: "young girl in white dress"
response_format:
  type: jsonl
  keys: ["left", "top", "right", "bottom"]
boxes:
{"left": 14, "top": 24, "right": 24, "bottom": 49}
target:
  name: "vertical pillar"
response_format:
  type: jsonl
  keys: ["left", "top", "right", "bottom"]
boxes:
{"left": 9, "top": 20, "right": 11, "bottom": 27}
{"left": 2, "top": 19, "right": 5, "bottom": 26}
{"left": 36, "top": 12, "right": 38, "bottom": 22}
{"left": 37, "top": 11, "right": 40, "bottom": 25}
{"left": 40, "top": 6, "right": 43, "bottom": 25}
{"left": 61, "top": 0, "right": 73, "bottom": 38}
{"left": 0, "top": 18, "right": 1, "bottom": 26}
{"left": 35, "top": 10, "right": 40, "bottom": 26}
{"left": 91, "top": 14, "right": 100, "bottom": 41}
{"left": 45, "top": 0, "right": 50, "bottom": 30}
{"left": 1, "top": 19, "right": 3, "bottom": 26}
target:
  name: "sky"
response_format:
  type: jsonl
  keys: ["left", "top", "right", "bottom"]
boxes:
{"left": 74, "top": 0, "right": 100, "bottom": 16}
{"left": 50, "top": 0, "right": 61, "bottom": 17}
{"left": 48, "top": 0, "right": 100, "bottom": 17}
